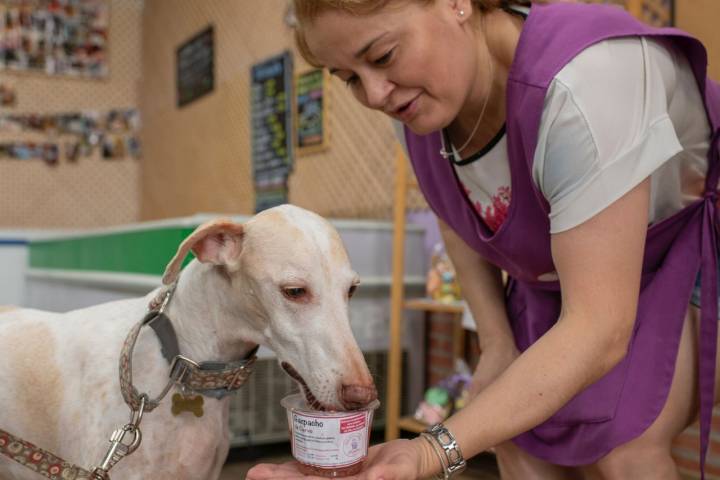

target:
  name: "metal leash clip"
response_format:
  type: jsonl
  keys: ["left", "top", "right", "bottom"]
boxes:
{"left": 90, "top": 395, "right": 146, "bottom": 479}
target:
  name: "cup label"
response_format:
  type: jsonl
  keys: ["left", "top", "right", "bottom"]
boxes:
{"left": 290, "top": 411, "right": 370, "bottom": 467}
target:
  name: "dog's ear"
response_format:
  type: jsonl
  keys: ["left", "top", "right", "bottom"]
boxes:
{"left": 162, "top": 219, "right": 244, "bottom": 285}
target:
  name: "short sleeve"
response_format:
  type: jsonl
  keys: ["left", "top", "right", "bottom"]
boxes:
{"left": 532, "top": 37, "right": 684, "bottom": 234}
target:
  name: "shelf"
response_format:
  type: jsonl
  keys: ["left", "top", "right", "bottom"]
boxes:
{"left": 403, "top": 298, "right": 465, "bottom": 314}
{"left": 397, "top": 415, "right": 429, "bottom": 434}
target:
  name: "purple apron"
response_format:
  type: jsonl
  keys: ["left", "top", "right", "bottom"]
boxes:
{"left": 405, "top": 2, "right": 720, "bottom": 475}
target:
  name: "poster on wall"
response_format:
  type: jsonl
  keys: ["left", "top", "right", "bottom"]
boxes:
{"left": 295, "top": 68, "right": 329, "bottom": 155}
{"left": 176, "top": 25, "right": 214, "bottom": 108}
{"left": 0, "top": 0, "right": 109, "bottom": 78}
{"left": 250, "top": 50, "right": 293, "bottom": 212}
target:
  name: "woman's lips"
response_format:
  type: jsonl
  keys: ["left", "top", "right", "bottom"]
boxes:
{"left": 395, "top": 95, "right": 420, "bottom": 123}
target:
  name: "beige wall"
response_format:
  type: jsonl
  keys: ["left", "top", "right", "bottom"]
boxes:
{"left": 0, "top": 0, "right": 143, "bottom": 228}
{"left": 676, "top": 0, "right": 720, "bottom": 81}
{"left": 139, "top": 0, "right": 720, "bottom": 222}
{"left": 2, "top": 1, "right": 715, "bottom": 227}
{"left": 139, "top": 0, "right": 407, "bottom": 221}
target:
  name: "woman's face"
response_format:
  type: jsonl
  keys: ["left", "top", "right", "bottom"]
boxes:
{"left": 303, "top": 1, "right": 479, "bottom": 134}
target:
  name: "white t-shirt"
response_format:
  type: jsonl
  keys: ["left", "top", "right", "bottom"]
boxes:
{"left": 421, "top": 36, "right": 711, "bottom": 234}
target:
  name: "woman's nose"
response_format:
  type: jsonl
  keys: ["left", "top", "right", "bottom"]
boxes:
{"left": 362, "top": 74, "right": 394, "bottom": 110}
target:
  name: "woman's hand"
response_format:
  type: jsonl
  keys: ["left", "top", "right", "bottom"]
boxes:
{"left": 246, "top": 438, "right": 439, "bottom": 480}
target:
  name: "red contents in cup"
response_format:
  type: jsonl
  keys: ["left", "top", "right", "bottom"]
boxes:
{"left": 282, "top": 393, "right": 380, "bottom": 478}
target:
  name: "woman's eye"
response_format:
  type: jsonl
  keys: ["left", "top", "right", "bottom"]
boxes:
{"left": 373, "top": 49, "right": 394, "bottom": 66}
{"left": 283, "top": 287, "right": 307, "bottom": 300}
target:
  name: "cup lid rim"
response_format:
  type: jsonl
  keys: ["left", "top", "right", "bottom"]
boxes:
{"left": 281, "top": 392, "right": 380, "bottom": 414}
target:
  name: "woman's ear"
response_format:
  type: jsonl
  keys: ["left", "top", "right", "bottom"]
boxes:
{"left": 452, "top": 0, "right": 474, "bottom": 24}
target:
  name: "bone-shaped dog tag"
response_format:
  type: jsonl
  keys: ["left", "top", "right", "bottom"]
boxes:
{"left": 171, "top": 393, "right": 204, "bottom": 417}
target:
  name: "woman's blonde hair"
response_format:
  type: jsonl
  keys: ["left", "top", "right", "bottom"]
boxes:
{"left": 293, "top": 0, "right": 532, "bottom": 66}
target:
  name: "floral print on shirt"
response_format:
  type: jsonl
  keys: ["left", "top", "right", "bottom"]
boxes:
{"left": 463, "top": 183, "right": 512, "bottom": 232}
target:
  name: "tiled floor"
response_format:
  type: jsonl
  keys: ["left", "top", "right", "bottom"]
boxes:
{"left": 219, "top": 443, "right": 500, "bottom": 479}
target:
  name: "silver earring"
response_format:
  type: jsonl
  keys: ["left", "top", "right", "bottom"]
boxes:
{"left": 459, "top": 9, "right": 465, "bottom": 16}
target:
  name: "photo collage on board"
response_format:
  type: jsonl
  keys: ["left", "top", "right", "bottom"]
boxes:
{"left": 0, "top": 0, "right": 109, "bottom": 78}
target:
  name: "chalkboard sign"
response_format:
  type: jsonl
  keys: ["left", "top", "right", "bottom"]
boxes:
{"left": 251, "top": 51, "right": 293, "bottom": 212}
{"left": 251, "top": 51, "right": 293, "bottom": 180}
{"left": 177, "top": 26, "right": 215, "bottom": 108}
{"left": 295, "top": 69, "right": 329, "bottom": 154}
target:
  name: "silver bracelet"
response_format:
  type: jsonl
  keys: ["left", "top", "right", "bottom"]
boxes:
{"left": 424, "top": 423, "right": 467, "bottom": 478}
{"left": 420, "top": 432, "right": 448, "bottom": 479}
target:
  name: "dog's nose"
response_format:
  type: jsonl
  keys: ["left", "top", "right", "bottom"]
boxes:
{"left": 340, "top": 384, "right": 378, "bottom": 410}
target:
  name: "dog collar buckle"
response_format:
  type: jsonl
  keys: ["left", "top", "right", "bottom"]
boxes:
{"left": 169, "top": 355, "right": 199, "bottom": 386}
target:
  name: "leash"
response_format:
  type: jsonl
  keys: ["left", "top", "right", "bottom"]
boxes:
{"left": 0, "top": 378, "right": 147, "bottom": 480}
{"left": 0, "top": 280, "right": 259, "bottom": 479}
{"left": 0, "top": 428, "right": 93, "bottom": 479}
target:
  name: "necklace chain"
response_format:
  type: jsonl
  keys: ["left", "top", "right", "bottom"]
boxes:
{"left": 441, "top": 54, "right": 495, "bottom": 159}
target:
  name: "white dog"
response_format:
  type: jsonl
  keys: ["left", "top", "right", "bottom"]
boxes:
{"left": 0, "top": 205, "right": 377, "bottom": 479}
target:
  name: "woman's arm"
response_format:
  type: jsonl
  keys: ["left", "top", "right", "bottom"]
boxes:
{"left": 247, "top": 179, "right": 651, "bottom": 480}
{"left": 435, "top": 178, "right": 649, "bottom": 468}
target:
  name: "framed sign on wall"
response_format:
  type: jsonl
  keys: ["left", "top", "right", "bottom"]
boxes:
{"left": 176, "top": 25, "right": 215, "bottom": 108}
{"left": 251, "top": 50, "right": 294, "bottom": 212}
{"left": 295, "top": 68, "right": 329, "bottom": 155}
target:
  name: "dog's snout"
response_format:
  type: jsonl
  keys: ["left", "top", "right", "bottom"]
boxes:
{"left": 340, "top": 384, "right": 378, "bottom": 410}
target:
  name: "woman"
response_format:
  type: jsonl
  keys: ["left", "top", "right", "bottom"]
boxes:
{"left": 249, "top": 1, "right": 720, "bottom": 478}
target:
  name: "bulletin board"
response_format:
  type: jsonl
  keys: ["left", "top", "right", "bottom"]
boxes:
{"left": 0, "top": 0, "right": 142, "bottom": 228}
{"left": 295, "top": 68, "right": 329, "bottom": 155}
{"left": 0, "top": 109, "right": 140, "bottom": 165}
{"left": 0, "top": 0, "right": 109, "bottom": 78}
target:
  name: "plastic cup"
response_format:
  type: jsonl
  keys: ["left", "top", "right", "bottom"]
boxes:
{"left": 281, "top": 393, "right": 381, "bottom": 477}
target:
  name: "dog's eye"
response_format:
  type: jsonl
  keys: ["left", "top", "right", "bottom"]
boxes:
{"left": 283, "top": 287, "right": 307, "bottom": 300}
{"left": 348, "top": 285, "right": 358, "bottom": 299}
